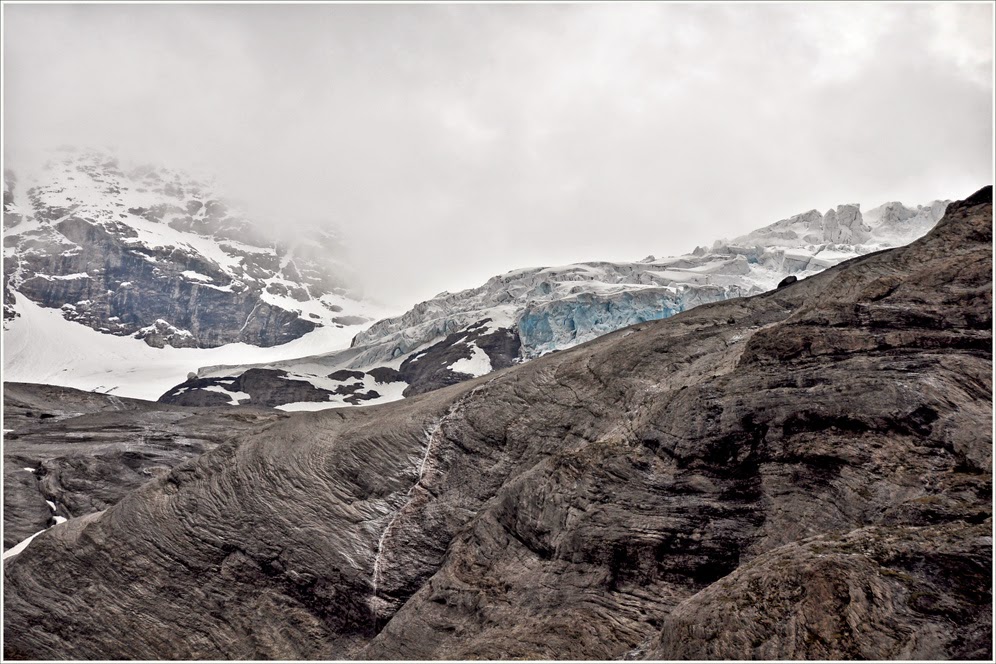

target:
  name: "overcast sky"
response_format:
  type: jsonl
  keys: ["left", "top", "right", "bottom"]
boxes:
{"left": 4, "top": 2, "right": 993, "bottom": 308}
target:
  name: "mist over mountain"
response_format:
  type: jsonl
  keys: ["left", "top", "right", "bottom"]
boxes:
{"left": 4, "top": 3, "right": 992, "bottom": 307}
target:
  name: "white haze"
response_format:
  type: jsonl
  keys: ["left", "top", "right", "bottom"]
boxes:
{"left": 3, "top": 3, "right": 993, "bottom": 308}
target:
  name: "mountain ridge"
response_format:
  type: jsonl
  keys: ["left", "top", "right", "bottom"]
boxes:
{"left": 161, "top": 193, "right": 950, "bottom": 410}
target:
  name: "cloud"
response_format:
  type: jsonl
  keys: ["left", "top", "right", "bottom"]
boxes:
{"left": 4, "top": 3, "right": 992, "bottom": 307}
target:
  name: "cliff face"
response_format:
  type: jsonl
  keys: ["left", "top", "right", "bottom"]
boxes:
{"left": 3, "top": 188, "right": 991, "bottom": 660}
{"left": 3, "top": 149, "right": 368, "bottom": 348}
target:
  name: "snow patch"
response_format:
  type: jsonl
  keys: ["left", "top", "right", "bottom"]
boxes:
{"left": 3, "top": 530, "right": 46, "bottom": 561}
{"left": 272, "top": 375, "right": 409, "bottom": 412}
{"left": 181, "top": 270, "right": 213, "bottom": 282}
{"left": 449, "top": 343, "right": 492, "bottom": 377}
{"left": 200, "top": 384, "right": 250, "bottom": 406}
{"left": 275, "top": 401, "right": 335, "bottom": 412}
{"left": 34, "top": 272, "right": 90, "bottom": 281}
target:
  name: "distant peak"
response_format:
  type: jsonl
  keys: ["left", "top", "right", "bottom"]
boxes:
{"left": 959, "top": 185, "right": 993, "bottom": 207}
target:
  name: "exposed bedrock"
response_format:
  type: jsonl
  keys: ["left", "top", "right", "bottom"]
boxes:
{"left": 645, "top": 521, "right": 992, "bottom": 660}
{"left": 392, "top": 317, "right": 521, "bottom": 397}
{"left": 159, "top": 368, "right": 338, "bottom": 407}
{"left": 3, "top": 187, "right": 991, "bottom": 660}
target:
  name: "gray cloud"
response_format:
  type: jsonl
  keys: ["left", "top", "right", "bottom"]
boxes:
{"left": 4, "top": 3, "right": 992, "bottom": 307}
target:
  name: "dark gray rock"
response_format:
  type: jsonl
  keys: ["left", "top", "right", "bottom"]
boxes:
{"left": 331, "top": 315, "right": 369, "bottom": 326}
{"left": 394, "top": 318, "right": 520, "bottom": 397}
{"left": 7, "top": 212, "right": 318, "bottom": 347}
{"left": 158, "top": 318, "right": 521, "bottom": 408}
{"left": 645, "top": 520, "right": 992, "bottom": 660}
{"left": 329, "top": 370, "right": 366, "bottom": 382}
{"left": 367, "top": 367, "right": 403, "bottom": 384}
{"left": 159, "top": 368, "right": 336, "bottom": 407}
{"left": 3, "top": 187, "right": 991, "bottom": 660}
{"left": 329, "top": 383, "right": 382, "bottom": 405}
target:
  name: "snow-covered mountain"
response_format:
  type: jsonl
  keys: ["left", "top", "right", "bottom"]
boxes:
{"left": 2, "top": 148, "right": 390, "bottom": 398}
{"left": 161, "top": 197, "right": 948, "bottom": 410}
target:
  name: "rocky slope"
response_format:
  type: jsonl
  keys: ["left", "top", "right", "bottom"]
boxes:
{"left": 163, "top": 197, "right": 949, "bottom": 409}
{"left": 3, "top": 383, "right": 284, "bottom": 552}
{"left": 3, "top": 148, "right": 374, "bottom": 348}
{"left": 4, "top": 186, "right": 990, "bottom": 660}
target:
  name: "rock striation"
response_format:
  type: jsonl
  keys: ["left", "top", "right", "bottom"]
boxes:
{"left": 3, "top": 383, "right": 283, "bottom": 551}
{"left": 3, "top": 187, "right": 990, "bottom": 660}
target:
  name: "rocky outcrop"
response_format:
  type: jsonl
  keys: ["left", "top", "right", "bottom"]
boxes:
{"left": 389, "top": 317, "right": 521, "bottom": 397}
{"left": 645, "top": 521, "right": 992, "bottom": 660}
{"left": 160, "top": 368, "right": 342, "bottom": 407}
{"left": 3, "top": 187, "right": 990, "bottom": 660}
{"left": 2, "top": 148, "right": 368, "bottom": 347}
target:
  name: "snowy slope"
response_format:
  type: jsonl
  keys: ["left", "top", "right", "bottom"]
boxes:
{"left": 2, "top": 286, "right": 386, "bottom": 401}
{"left": 2, "top": 147, "right": 397, "bottom": 399}
{"left": 161, "top": 197, "right": 948, "bottom": 411}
